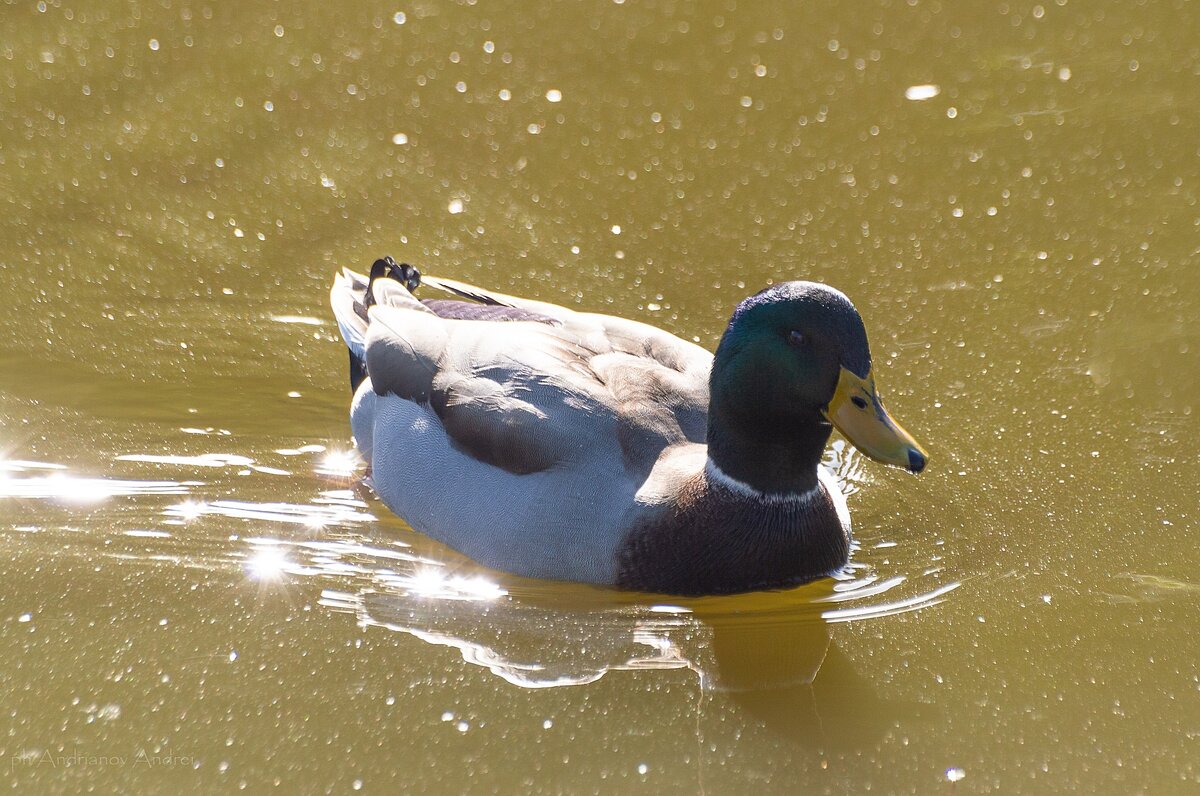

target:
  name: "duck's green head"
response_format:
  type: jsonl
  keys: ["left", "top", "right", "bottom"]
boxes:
{"left": 711, "top": 281, "right": 928, "bottom": 483}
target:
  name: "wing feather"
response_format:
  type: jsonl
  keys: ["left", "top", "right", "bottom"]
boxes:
{"left": 354, "top": 267, "right": 713, "bottom": 480}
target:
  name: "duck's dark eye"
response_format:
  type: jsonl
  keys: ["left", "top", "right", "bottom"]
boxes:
{"left": 788, "top": 330, "right": 806, "bottom": 347}
{"left": 851, "top": 395, "right": 868, "bottom": 410}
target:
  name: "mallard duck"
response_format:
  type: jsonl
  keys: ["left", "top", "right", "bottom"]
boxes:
{"left": 330, "top": 257, "right": 927, "bottom": 596}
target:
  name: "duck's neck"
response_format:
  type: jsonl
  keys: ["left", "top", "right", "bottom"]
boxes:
{"left": 705, "top": 397, "right": 832, "bottom": 496}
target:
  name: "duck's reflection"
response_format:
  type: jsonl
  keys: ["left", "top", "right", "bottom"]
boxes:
{"left": 701, "top": 610, "right": 910, "bottom": 749}
{"left": 325, "top": 574, "right": 916, "bottom": 752}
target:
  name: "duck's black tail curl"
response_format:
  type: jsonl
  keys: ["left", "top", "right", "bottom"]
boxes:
{"left": 365, "top": 256, "right": 421, "bottom": 309}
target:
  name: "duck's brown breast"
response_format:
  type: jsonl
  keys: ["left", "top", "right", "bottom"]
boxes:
{"left": 615, "top": 475, "right": 850, "bottom": 596}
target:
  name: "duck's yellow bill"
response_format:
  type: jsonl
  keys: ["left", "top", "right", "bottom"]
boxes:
{"left": 823, "top": 367, "right": 928, "bottom": 473}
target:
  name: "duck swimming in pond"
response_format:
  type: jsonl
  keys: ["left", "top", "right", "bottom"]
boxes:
{"left": 330, "top": 257, "right": 927, "bottom": 596}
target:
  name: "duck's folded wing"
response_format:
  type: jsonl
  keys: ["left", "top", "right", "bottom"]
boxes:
{"left": 421, "top": 275, "right": 577, "bottom": 321}
{"left": 423, "top": 274, "right": 714, "bottom": 378}
{"left": 364, "top": 313, "right": 714, "bottom": 479}
{"left": 348, "top": 266, "right": 714, "bottom": 476}
{"left": 365, "top": 306, "right": 620, "bottom": 475}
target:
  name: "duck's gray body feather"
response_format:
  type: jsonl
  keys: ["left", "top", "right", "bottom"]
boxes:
{"left": 332, "top": 268, "right": 715, "bottom": 584}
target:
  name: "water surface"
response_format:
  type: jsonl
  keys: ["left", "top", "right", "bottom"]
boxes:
{"left": 2, "top": 1, "right": 1198, "bottom": 792}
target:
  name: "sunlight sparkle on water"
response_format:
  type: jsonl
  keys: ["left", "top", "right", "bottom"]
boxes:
{"left": 246, "top": 545, "right": 290, "bottom": 581}
{"left": 171, "top": 501, "right": 206, "bottom": 521}
{"left": 0, "top": 473, "right": 190, "bottom": 502}
{"left": 269, "top": 315, "right": 324, "bottom": 326}
{"left": 317, "top": 449, "right": 360, "bottom": 478}
{"left": 303, "top": 512, "right": 330, "bottom": 530}
{"left": 905, "top": 84, "right": 941, "bottom": 101}
{"left": 50, "top": 475, "right": 113, "bottom": 504}
{"left": 405, "top": 567, "right": 507, "bottom": 601}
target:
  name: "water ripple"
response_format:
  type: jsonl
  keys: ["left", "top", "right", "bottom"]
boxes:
{"left": 163, "top": 495, "right": 375, "bottom": 528}
{"left": 0, "top": 470, "right": 195, "bottom": 502}
{"left": 5, "top": 451, "right": 960, "bottom": 694}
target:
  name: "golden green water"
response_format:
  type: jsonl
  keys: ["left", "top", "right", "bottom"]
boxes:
{"left": 3, "top": 0, "right": 1198, "bottom": 792}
